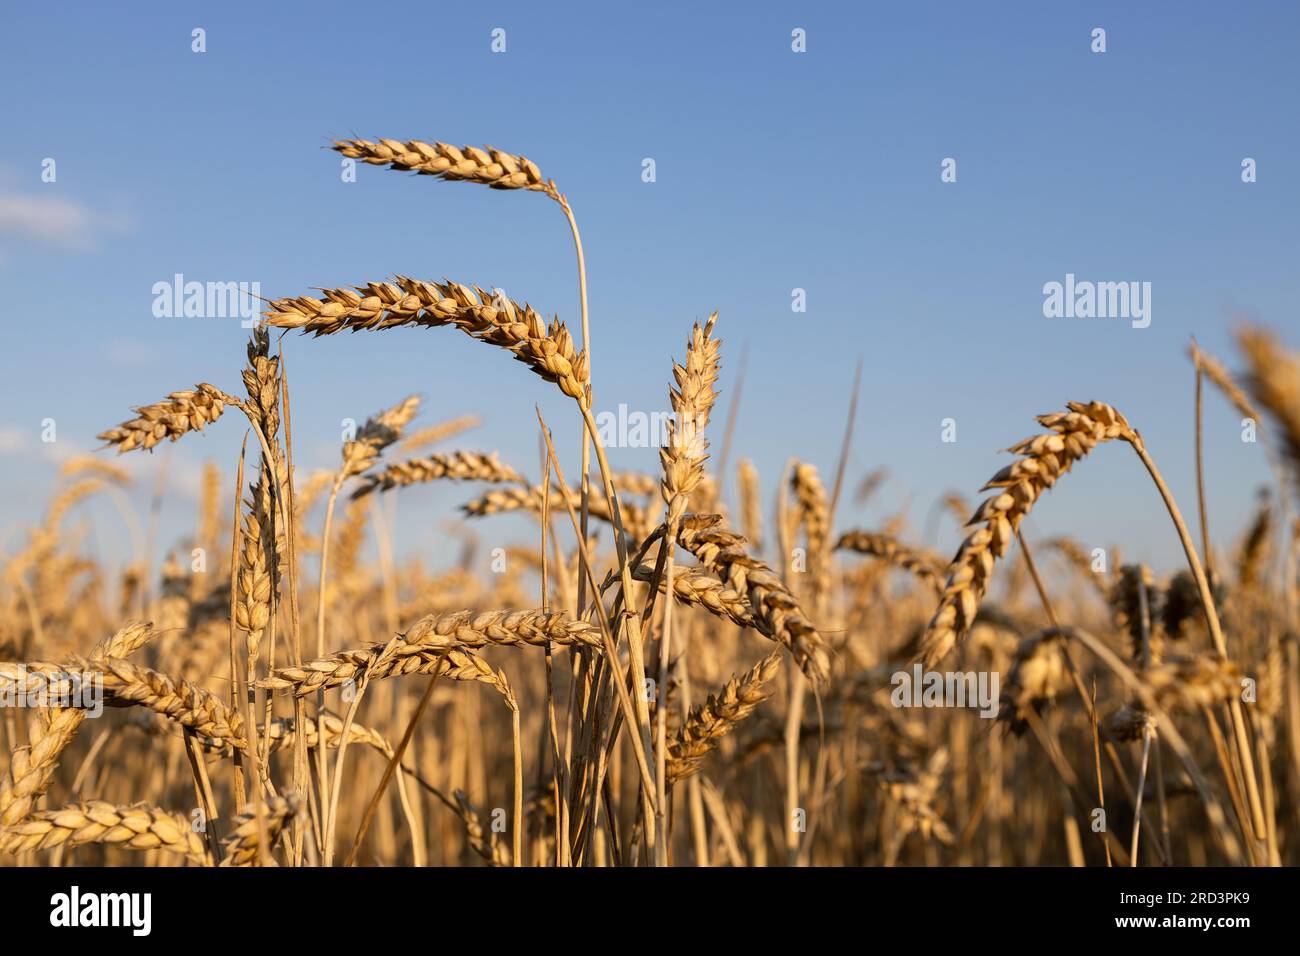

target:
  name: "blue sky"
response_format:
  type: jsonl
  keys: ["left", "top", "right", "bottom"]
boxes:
{"left": 1, "top": 0, "right": 1297, "bottom": 576}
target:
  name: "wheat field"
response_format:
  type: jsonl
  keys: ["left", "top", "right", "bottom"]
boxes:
{"left": 1, "top": 135, "right": 1297, "bottom": 868}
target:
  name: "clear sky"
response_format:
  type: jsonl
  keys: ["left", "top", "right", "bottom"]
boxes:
{"left": 1, "top": 0, "right": 1297, "bottom": 576}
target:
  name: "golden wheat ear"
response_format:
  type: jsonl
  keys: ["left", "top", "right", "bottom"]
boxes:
{"left": 334, "top": 138, "right": 557, "bottom": 196}
{"left": 919, "top": 401, "right": 1139, "bottom": 667}
{"left": 97, "top": 384, "right": 241, "bottom": 453}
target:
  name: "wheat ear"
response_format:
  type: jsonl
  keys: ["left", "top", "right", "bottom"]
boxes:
{"left": 333, "top": 138, "right": 556, "bottom": 196}
{"left": 351, "top": 451, "right": 522, "bottom": 499}
{"left": 676, "top": 515, "right": 830, "bottom": 683}
{"left": 1237, "top": 326, "right": 1300, "bottom": 478}
{"left": 261, "top": 643, "right": 507, "bottom": 699}
{"left": 791, "top": 462, "right": 832, "bottom": 602}
{"left": 0, "top": 622, "right": 155, "bottom": 827}
{"left": 400, "top": 608, "right": 603, "bottom": 651}
{"left": 631, "top": 562, "right": 756, "bottom": 629}
{"left": 97, "top": 384, "right": 241, "bottom": 452}
{"left": 835, "top": 530, "right": 945, "bottom": 593}
{"left": 667, "top": 653, "right": 783, "bottom": 782}
{"left": 264, "top": 278, "right": 587, "bottom": 400}
{"left": 0, "top": 801, "right": 209, "bottom": 865}
{"left": 82, "top": 656, "right": 248, "bottom": 749}
{"left": 919, "top": 401, "right": 1139, "bottom": 666}
{"left": 218, "top": 794, "right": 301, "bottom": 866}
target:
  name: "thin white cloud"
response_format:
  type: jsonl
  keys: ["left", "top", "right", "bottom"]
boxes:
{"left": 0, "top": 425, "right": 27, "bottom": 454}
{"left": 0, "top": 193, "right": 133, "bottom": 248}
